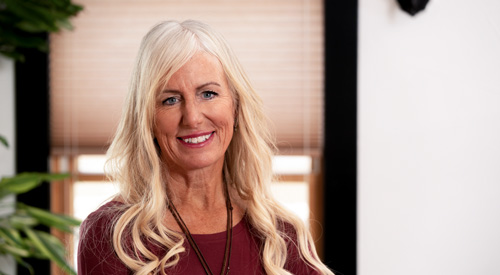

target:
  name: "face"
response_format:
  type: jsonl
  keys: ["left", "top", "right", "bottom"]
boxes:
{"left": 153, "top": 51, "right": 235, "bottom": 174}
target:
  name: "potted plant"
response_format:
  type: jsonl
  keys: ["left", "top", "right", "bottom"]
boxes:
{"left": 0, "top": 136, "right": 81, "bottom": 275}
{"left": 0, "top": 0, "right": 83, "bottom": 61}
{"left": 1, "top": 1, "right": 83, "bottom": 273}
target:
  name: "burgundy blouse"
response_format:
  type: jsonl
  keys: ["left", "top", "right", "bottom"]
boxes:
{"left": 77, "top": 201, "right": 320, "bottom": 274}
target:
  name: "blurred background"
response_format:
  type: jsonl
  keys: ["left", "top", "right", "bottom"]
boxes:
{"left": 1, "top": 0, "right": 499, "bottom": 274}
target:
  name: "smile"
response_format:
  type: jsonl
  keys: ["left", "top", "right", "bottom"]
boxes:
{"left": 181, "top": 132, "right": 214, "bottom": 144}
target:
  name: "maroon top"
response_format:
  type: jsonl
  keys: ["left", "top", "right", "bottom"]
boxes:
{"left": 78, "top": 201, "right": 321, "bottom": 274}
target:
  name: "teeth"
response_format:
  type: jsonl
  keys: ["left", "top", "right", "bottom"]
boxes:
{"left": 183, "top": 133, "right": 212, "bottom": 144}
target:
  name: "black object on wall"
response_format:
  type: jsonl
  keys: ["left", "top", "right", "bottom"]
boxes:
{"left": 397, "top": 0, "right": 430, "bottom": 16}
{"left": 323, "top": 1, "right": 358, "bottom": 275}
{"left": 15, "top": 35, "right": 51, "bottom": 274}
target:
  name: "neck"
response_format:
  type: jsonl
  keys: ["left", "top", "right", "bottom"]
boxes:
{"left": 166, "top": 166, "right": 226, "bottom": 211}
{"left": 167, "top": 176, "right": 233, "bottom": 275}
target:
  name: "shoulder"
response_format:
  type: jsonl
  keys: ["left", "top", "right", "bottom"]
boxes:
{"left": 77, "top": 201, "right": 129, "bottom": 274}
{"left": 280, "top": 220, "right": 323, "bottom": 275}
{"left": 79, "top": 201, "right": 125, "bottom": 244}
{"left": 82, "top": 200, "right": 125, "bottom": 224}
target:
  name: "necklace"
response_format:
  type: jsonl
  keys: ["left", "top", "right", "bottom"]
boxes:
{"left": 167, "top": 183, "right": 233, "bottom": 275}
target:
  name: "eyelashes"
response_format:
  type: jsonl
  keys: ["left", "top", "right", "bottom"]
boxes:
{"left": 163, "top": 97, "right": 180, "bottom": 105}
{"left": 161, "top": 91, "right": 218, "bottom": 106}
{"left": 201, "top": 90, "right": 218, "bottom": 99}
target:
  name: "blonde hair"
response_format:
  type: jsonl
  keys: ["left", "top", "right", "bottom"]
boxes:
{"left": 105, "top": 20, "right": 333, "bottom": 275}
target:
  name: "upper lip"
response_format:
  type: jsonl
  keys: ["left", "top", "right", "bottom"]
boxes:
{"left": 177, "top": 131, "right": 214, "bottom": 139}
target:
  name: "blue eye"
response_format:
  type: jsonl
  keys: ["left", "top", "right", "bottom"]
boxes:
{"left": 163, "top": 97, "right": 178, "bottom": 105}
{"left": 202, "top": 91, "right": 217, "bottom": 99}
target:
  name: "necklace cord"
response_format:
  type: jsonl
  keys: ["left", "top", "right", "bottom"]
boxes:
{"left": 167, "top": 183, "right": 233, "bottom": 275}
{"left": 222, "top": 183, "right": 233, "bottom": 274}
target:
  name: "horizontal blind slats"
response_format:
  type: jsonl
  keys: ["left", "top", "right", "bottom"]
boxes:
{"left": 50, "top": 0, "right": 323, "bottom": 152}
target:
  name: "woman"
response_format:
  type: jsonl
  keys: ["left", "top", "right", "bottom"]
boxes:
{"left": 78, "top": 20, "right": 334, "bottom": 275}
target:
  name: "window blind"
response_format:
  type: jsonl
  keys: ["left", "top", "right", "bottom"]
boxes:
{"left": 49, "top": 0, "right": 323, "bottom": 154}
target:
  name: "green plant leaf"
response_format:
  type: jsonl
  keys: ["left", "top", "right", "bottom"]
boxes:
{"left": 18, "top": 203, "right": 81, "bottom": 233}
{"left": 0, "top": 172, "right": 69, "bottom": 199}
{"left": 23, "top": 228, "right": 76, "bottom": 275}
{"left": 55, "top": 18, "right": 73, "bottom": 30}
{"left": 15, "top": 21, "right": 53, "bottom": 33}
{"left": 23, "top": 227, "right": 57, "bottom": 257}
{"left": 5, "top": 0, "right": 58, "bottom": 32}
{"left": 0, "top": 28, "right": 47, "bottom": 48}
{"left": 0, "top": 243, "right": 30, "bottom": 257}
{"left": 0, "top": 177, "right": 39, "bottom": 199}
{"left": 12, "top": 255, "right": 34, "bottom": 275}
{"left": 0, "top": 49, "right": 25, "bottom": 62}
{"left": 0, "top": 136, "right": 8, "bottom": 148}
{"left": 8, "top": 212, "right": 39, "bottom": 229}
{"left": 0, "top": 0, "right": 83, "bottom": 61}
{"left": 22, "top": 239, "right": 45, "bottom": 259}
{"left": 0, "top": 227, "right": 25, "bottom": 248}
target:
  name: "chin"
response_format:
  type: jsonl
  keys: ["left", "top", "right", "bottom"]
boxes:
{"left": 176, "top": 157, "right": 223, "bottom": 172}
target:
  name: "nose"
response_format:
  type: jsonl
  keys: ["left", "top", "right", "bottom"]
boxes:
{"left": 181, "top": 100, "right": 203, "bottom": 127}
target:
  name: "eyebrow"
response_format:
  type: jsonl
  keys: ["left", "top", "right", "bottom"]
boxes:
{"left": 160, "top": 81, "right": 221, "bottom": 94}
{"left": 197, "top": 81, "right": 221, "bottom": 90}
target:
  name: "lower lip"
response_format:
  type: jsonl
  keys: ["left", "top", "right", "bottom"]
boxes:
{"left": 178, "top": 132, "right": 215, "bottom": 148}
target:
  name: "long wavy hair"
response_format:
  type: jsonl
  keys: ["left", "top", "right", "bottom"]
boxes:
{"left": 104, "top": 20, "right": 333, "bottom": 275}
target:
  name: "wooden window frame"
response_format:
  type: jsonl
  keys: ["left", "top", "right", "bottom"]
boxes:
{"left": 50, "top": 152, "right": 325, "bottom": 274}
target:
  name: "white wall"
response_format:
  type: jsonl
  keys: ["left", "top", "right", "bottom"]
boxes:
{"left": 358, "top": 1, "right": 500, "bottom": 275}
{"left": 0, "top": 56, "right": 16, "bottom": 274}
{"left": 0, "top": 56, "right": 15, "bottom": 176}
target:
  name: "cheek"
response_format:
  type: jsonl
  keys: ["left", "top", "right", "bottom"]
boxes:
{"left": 217, "top": 111, "right": 235, "bottom": 138}
{"left": 154, "top": 111, "right": 178, "bottom": 136}
{"left": 218, "top": 99, "right": 236, "bottom": 126}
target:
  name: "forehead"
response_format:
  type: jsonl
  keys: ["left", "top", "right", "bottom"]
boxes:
{"left": 166, "top": 51, "right": 226, "bottom": 88}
